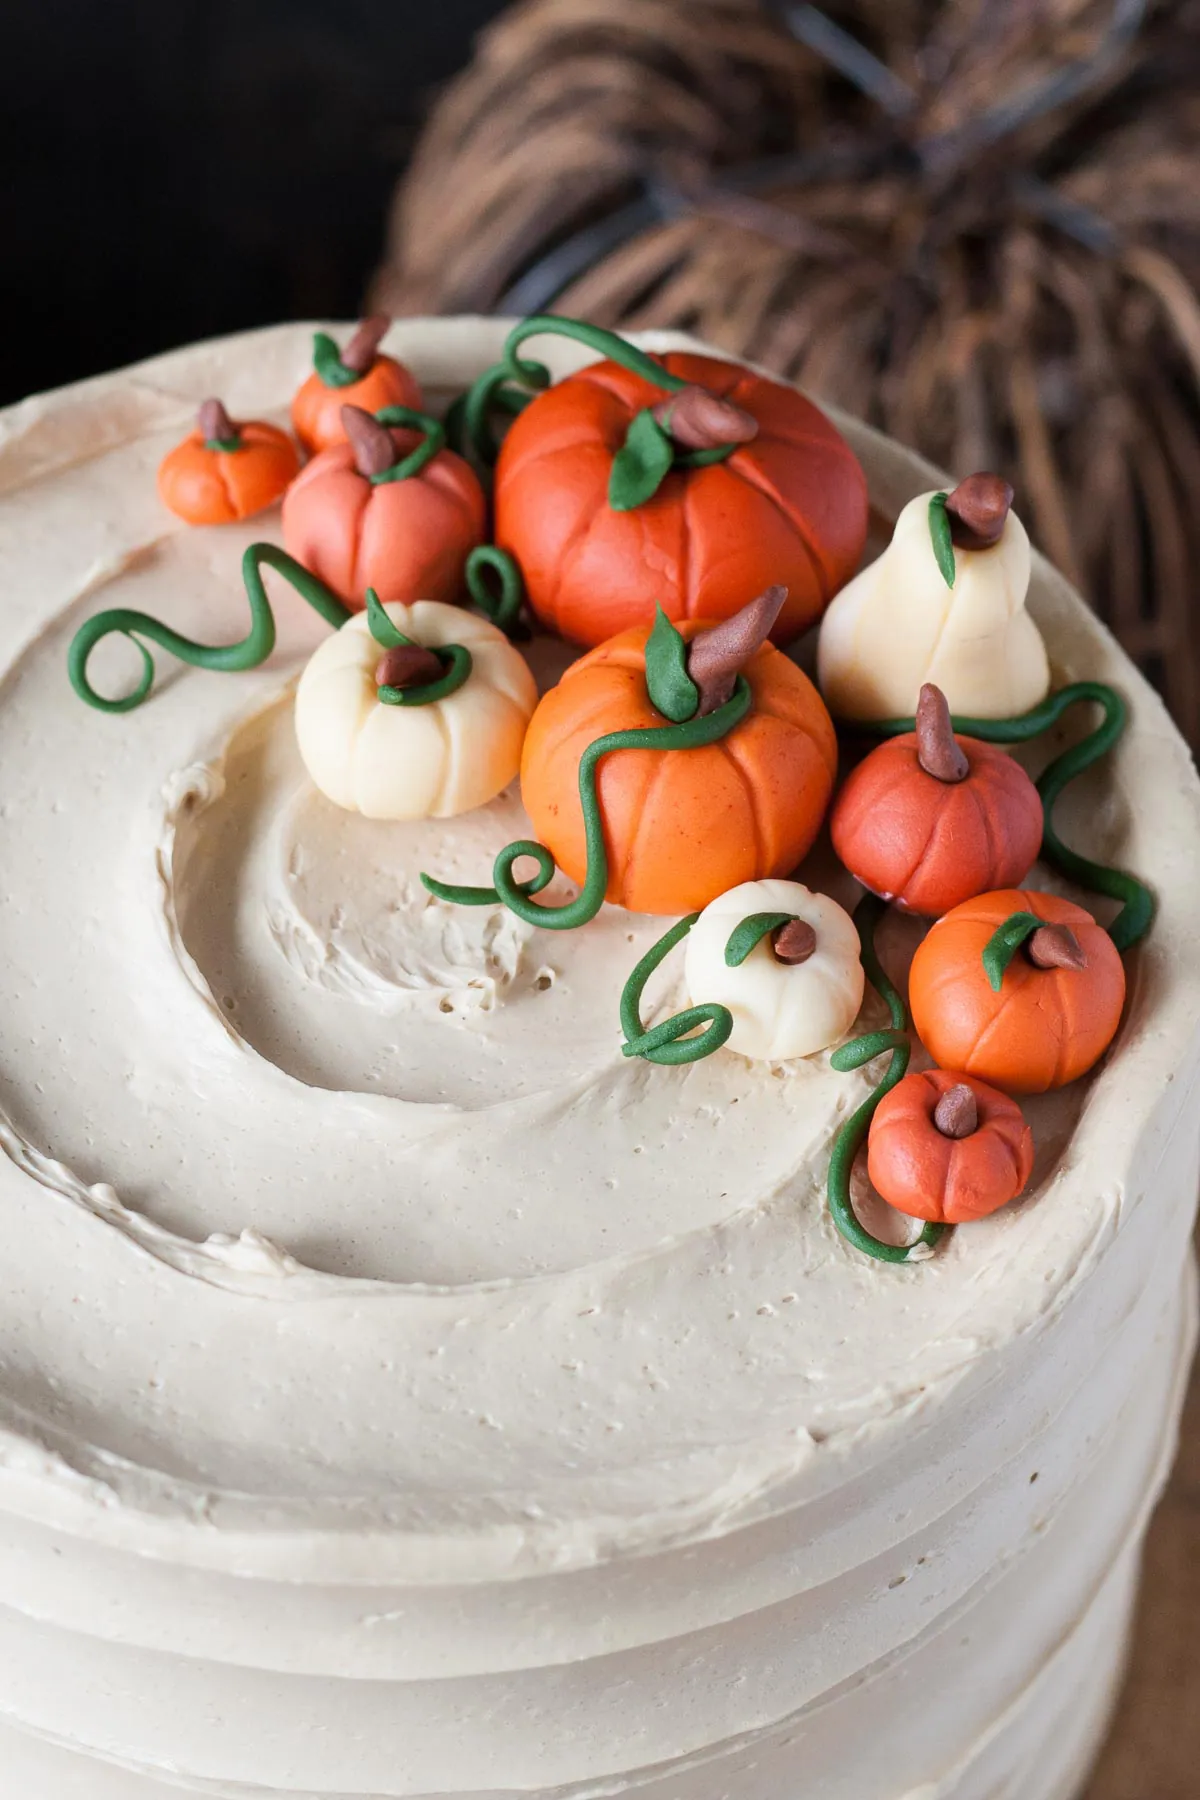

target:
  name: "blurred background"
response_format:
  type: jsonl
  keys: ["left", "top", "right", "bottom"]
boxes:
{"left": 5, "top": 2, "right": 1200, "bottom": 1793}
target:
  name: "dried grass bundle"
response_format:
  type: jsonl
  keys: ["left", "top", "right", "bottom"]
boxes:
{"left": 375, "top": 0, "right": 1200, "bottom": 740}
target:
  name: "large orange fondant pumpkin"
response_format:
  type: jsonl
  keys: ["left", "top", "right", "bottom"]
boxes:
{"left": 494, "top": 351, "right": 867, "bottom": 648}
{"left": 909, "top": 888, "right": 1126, "bottom": 1094}
{"left": 520, "top": 616, "right": 838, "bottom": 915}
{"left": 282, "top": 409, "right": 486, "bottom": 609}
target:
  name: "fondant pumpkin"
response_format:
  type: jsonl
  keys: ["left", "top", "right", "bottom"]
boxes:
{"left": 295, "top": 598, "right": 536, "bottom": 820}
{"left": 818, "top": 474, "right": 1051, "bottom": 721}
{"left": 683, "top": 879, "right": 864, "bottom": 1061}
{"left": 282, "top": 405, "right": 486, "bottom": 610}
{"left": 494, "top": 351, "right": 867, "bottom": 647}
{"left": 867, "top": 1069, "right": 1034, "bottom": 1224}
{"left": 831, "top": 684, "right": 1044, "bottom": 916}
{"left": 157, "top": 400, "right": 299, "bottom": 525}
{"left": 291, "top": 316, "right": 423, "bottom": 455}
{"left": 909, "top": 889, "right": 1125, "bottom": 1093}
{"left": 519, "top": 588, "right": 837, "bottom": 915}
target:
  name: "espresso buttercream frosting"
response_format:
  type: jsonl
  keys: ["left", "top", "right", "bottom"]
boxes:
{"left": 0, "top": 320, "right": 1197, "bottom": 1797}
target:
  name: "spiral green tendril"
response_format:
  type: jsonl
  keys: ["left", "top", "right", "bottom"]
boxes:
{"left": 981, "top": 911, "right": 1045, "bottom": 992}
{"left": 370, "top": 406, "right": 446, "bottom": 484}
{"left": 928, "top": 491, "right": 956, "bottom": 588}
{"left": 464, "top": 546, "right": 525, "bottom": 634}
{"left": 861, "top": 682, "right": 1154, "bottom": 952}
{"left": 723, "top": 912, "right": 799, "bottom": 967}
{"left": 618, "top": 913, "right": 734, "bottom": 1065}
{"left": 312, "top": 330, "right": 366, "bottom": 389}
{"left": 826, "top": 893, "right": 947, "bottom": 1266}
{"left": 461, "top": 314, "right": 696, "bottom": 472}
{"left": 420, "top": 676, "right": 753, "bottom": 930}
{"left": 365, "top": 588, "right": 473, "bottom": 707}
{"left": 68, "top": 544, "right": 351, "bottom": 714}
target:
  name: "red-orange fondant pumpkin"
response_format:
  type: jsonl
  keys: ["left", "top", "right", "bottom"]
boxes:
{"left": 909, "top": 889, "right": 1125, "bottom": 1094}
{"left": 282, "top": 420, "right": 486, "bottom": 609}
{"left": 519, "top": 617, "right": 838, "bottom": 915}
{"left": 494, "top": 352, "right": 868, "bottom": 647}
{"left": 831, "top": 698, "right": 1043, "bottom": 916}
{"left": 157, "top": 402, "right": 299, "bottom": 525}
{"left": 867, "top": 1069, "right": 1034, "bottom": 1224}
{"left": 292, "top": 319, "right": 424, "bottom": 456}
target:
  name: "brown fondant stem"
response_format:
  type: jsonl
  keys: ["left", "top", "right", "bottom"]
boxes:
{"left": 1027, "top": 923, "right": 1087, "bottom": 971}
{"left": 933, "top": 1083, "right": 978, "bottom": 1139}
{"left": 686, "top": 584, "right": 787, "bottom": 716}
{"left": 341, "top": 314, "right": 391, "bottom": 375}
{"left": 375, "top": 644, "right": 444, "bottom": 691}
{"left": 342, "top": 404, "right": 397, "bottom": 478}
{"left": 944, "top": 473, "right": 1014, "bottom": 550}
{"left": 198, "top": 398, "right": 237, "bottom": 444}
{"left": 915, "top": 683, "right": 969, "bottom": 783}
{"left": 772, "top": 918, "right": 817, "bottom": 965}
{"left": 650, "top": 386, "right": 758, "bottom": 452}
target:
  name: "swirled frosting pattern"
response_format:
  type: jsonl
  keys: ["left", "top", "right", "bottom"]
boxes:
{"left": 0, "top": 321, "right": 1197, "bottom": 1796}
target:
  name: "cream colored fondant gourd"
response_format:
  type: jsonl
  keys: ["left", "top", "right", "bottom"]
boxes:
{"left": 684, "top": 879, "right": 865, "bottom": 1062}
{"left": 295, "top": 600, "right": 537, "bottom": 820}
{"left": 817, "top": 473, "right": 1050, "bottom": 722}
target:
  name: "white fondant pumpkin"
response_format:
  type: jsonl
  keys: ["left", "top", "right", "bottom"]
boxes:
{"left": 684, "top": 879, "right": 865, "bottom": 1062}
{"left": 816, "top": 490, "right": 1050, "bottom": 721}
{"left": 294, "top": 601, "right": 537, "bottom": 820}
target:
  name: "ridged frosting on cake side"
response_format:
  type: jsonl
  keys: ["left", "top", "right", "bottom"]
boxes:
{"left": 0, "top": 322, "right": 1196, "bottom": 1797}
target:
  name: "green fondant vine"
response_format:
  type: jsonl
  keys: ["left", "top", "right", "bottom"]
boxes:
{"left": 619, "top": 914, "right": 733, "bottom": 1065}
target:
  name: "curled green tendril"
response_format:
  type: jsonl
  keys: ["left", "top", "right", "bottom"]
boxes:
{"left": 68, "top": 544, "right": 351, "bottom": 714}
{"left": 420, "top": 676, "right": 753, "bottom": 930}
{"left": 723, "top": 911, "right": 800, "bottom": 967}
{"left": 927, "top": 491, "right": 956, "bottom": 588}
{"left": 378, "top": 644, "right": 473, "bottom": 709}
{"left": 464, "top": 545, "right": 525, "bottom": 634}
{"left": 861, "top": 682, "right": 1154, "bottom": 952}
{"left": 462, "top": 314, "right": 691, "bottom": 469}
{"left": 312, "top": 330, "right": 365, "bottom": 389}
{"left": 826, "top": 893, "right": 947, "bottom": 1266}
{"left": 369, "top": 406, "right": 446, "bottom": 484}
{"left": 981, "top": 911, "right": 1045, "bottom": 992}
{"left": 618, "top": 913, "right": 733, "bottom": 1065}
{"left": 365, "top": 589, "right": 473, "bottom": 707}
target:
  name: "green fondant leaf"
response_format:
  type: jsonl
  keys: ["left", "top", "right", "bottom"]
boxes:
{"left": 643, "top": 605, "right": 699, "bottom": 722}
{"left": 928, "top": 491, "right": 956, "bottom": 589}
{"left": 311, "top": 331, "right": 360, "bottom": 389}
{"left": 981, "top": 910, "right": 1044, "bottom": 992}
{"left": 609, "top": 408, "right": 675, "bottom": 512}
{"left": 365, "top": 588, "right": 411, "bottom": 650}
{"left": 724, "top": 912, "right": 798, "bottom": 968}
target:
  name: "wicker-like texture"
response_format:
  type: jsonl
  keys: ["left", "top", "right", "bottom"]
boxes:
{"left": 376, "top": 0, "right": 1200, "bottom": 743}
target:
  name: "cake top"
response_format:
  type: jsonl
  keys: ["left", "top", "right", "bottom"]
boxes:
{"left": 0, "top": 317, "right": 1198, "bottom": 1584}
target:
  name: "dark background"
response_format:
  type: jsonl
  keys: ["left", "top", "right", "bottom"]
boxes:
{"left": 1, "top": 0, "right": 507, "bottom": 407}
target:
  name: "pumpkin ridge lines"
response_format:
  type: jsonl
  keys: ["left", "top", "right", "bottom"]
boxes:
{"left": 964, "top": 981, "right": 1026, "bottom": 1074}
{"left": 212, "top": 450, "right": 241, "bottom": 522}
{"left": 549, "top": 491, "right": 607, "bottom": 636}
{"left": 425, "top": 691, "right": 453, "bottom": 818}
{"left": 728, "top": 451, "right": 829, "bottom": 597}
{"left": 621, "top": 744, "right": 675, "bottom": 910}
{"left": 718, "top": 736, "right": 764, "bottom": 872}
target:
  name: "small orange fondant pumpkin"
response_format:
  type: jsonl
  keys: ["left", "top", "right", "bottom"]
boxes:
{"left": 909, "top": 889, "right": 1126, "bottom": 1094}
{"left": 831, "top": 684, "right": 1043, "bottom": 916}
{"left": 494, "top": 351, "right": 867, "bottom": 648}
{"left": 867, "top": 1069, "right": 1034, "bottom": 1224}
{"left": 291, "top": 316, "right": 423, "bottom": 456}
{"left": 157, "top": 399, "right": 299, "bottom": 525}
{"left": 282, "top": 404, "right": 486, "bottom": 610}
{"left": 520, "top": 588, "right": 837, "bottom": 915}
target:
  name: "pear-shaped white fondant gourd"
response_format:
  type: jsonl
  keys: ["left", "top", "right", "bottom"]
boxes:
{"left": 295, "top": 600, "right": 537, "bottom": 820}
{"left": 684, "top": 879, "right": 865, "bottom": 1062}
{"left": 817, "top": 473, "right": 1050, "bottom": 721}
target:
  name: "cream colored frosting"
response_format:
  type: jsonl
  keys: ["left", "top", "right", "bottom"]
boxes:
{"left": 817, "top": 487, "right": 1051, "bottom": 720}
{"left": 0, "top": 319, "right": 1197, "bottom": 1798}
